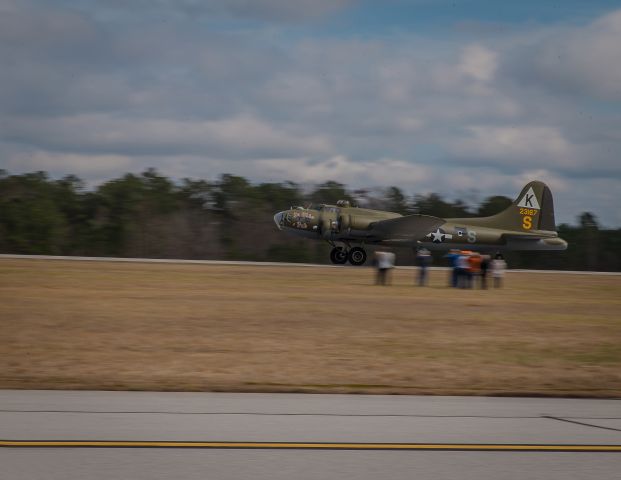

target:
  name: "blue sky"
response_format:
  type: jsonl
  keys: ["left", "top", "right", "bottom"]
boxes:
{"left": 2, "top": 0, "right": 621, "bottom": 226}
{"left": 323, "top": 0, "right": 614, "bottom": 36}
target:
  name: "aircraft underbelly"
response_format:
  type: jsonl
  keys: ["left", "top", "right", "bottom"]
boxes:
{"left": 281, "top": 227, "right": 320, "bottom": 239}
{"left": 419, "top": 237, "right": 566, "bottom": 252}
{"left": 418, "top": 241, "right": 501, "bottom": 251}
{"left": 380, "top": 238, "right": 419, "bottom": 247}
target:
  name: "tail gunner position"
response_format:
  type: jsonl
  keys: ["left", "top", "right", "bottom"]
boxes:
{"left": 274, "top": 181, "right": 567, "bottom": 265}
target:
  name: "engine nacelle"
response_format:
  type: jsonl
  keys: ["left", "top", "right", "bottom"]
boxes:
{"left": 339, "top": 214, "right": 372, "bottom": 231}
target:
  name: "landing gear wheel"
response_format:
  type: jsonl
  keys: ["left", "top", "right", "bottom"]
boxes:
{"left": 348, "top": 247, "right": 367, "bottom": 266}
{"left": 330, "top": 247, "right": 348, "bottom": 264}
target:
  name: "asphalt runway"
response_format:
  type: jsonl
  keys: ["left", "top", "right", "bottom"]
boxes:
{"left": 1, "top": 391, "right": 620, "bottom": 479}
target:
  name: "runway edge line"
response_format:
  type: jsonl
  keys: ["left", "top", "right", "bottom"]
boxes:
{"left": 2, "top": 440, "right": 621, "bottom": 452}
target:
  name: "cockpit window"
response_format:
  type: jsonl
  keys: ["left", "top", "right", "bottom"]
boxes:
{"left": 323, "top": 206, "right": 340, "bottom": 213}
{"left": 307, "top": 204, "right": 340, "bottom": 213}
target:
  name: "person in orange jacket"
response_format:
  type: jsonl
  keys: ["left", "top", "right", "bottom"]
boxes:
{"left": 467, "top": 252, "right": 482, "bottom": 289}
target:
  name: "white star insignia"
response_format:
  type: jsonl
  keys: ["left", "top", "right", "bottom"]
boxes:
{"left": 430, "top": 228, "right": 445, "bottom": 242}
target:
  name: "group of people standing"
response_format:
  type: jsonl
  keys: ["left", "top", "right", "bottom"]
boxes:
{"left": 373, "top": 248, "right": 507, "bottom": 288}
{"left": 444, "top": 250, "right": 506, "bottom": 289}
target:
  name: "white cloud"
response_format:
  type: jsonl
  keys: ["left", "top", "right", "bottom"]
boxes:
{"left": 454, "top": 125, "right": 573, "bottom": 165}
{"left": 510, "top": 9, "right": 621, "bottom": 100}
{"left": 458, "top": 44, "right": 498, "bottom": 82}
{"left": 7, "top": 150, "right": 133, "bottom": 176}
{"left": 3, "top": 114, "right": 333, "bottom": 158}
{"left": 257, "top": 156, "right": 431, "bottom": 187}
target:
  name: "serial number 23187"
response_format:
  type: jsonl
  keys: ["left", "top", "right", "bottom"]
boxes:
{"left": 519, "top": 208, "right": 538, "bottom": 216}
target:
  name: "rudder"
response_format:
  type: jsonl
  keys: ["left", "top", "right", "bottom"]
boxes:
{"left": 486, "top": 181, "right": 557, "bottom": 232}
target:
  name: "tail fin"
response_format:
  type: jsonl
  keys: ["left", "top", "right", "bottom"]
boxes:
{"left": 470, "top": 181, "right": 557, "bottom": 233}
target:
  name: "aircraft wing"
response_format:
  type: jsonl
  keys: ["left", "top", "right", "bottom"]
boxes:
{"left": 367, "top": 214, "right": 445, "bottom": 243}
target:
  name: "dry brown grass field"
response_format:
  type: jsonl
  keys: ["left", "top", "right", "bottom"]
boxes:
{"left": 1, "top": 258, "right": 620, "bottom": 397}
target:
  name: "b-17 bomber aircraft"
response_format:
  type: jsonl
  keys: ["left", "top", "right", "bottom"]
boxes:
{"left": 273, "top": 181, "right": 568, "bottom": 265}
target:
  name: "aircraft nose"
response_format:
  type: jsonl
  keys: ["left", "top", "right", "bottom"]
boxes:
{"left": 273, "top": 211, "right": 285, "bottom": 230}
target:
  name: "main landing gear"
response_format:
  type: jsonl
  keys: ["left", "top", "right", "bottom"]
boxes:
{"left": 329, "top": 246, "right": 367, "bottom": 266}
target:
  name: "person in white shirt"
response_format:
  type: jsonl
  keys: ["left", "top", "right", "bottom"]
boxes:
{"left": 491, "top": 253, "right": 507, "bottom": 288}
{"left": 374, "top": 250, "right": 395, "bottom": 285}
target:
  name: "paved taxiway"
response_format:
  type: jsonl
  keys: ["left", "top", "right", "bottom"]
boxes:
{"left": 2, "top": 390, "right": 620, "bottom": 479}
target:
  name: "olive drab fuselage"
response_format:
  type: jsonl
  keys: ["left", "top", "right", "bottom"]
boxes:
{"left": 273, "top": 181, "right": 568, "bottom": 265}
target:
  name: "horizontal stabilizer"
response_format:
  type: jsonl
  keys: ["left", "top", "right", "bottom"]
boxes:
{"left": 502, "top": 234, "right": 568, "bottom": 251}
{"left": 368, "top": 214, "right": 445, "bottom": 242}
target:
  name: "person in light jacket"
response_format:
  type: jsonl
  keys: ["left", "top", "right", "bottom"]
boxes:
{"left": 492, "top": 253, "right": 507, "bottom": 288}
{"left": 374, "top": 250, "right": 396, "bottom": 285}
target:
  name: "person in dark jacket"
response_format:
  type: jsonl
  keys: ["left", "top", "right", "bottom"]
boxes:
{"left": 445, "top": 249, "right": 460, "bottom": 287}
{"left": 416, "top": 248, "right": 432, "bottom": 286}
{"left": 480, "top": 254, "right": 491, "bottom": 289}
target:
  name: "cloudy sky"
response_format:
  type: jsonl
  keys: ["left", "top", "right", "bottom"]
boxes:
{"left": 2, "top": 0, "right": 621, "bottom": 226}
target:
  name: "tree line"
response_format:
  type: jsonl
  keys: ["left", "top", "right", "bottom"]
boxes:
{"left": 0, "top": 169, "right": 619, "bottom": 271}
